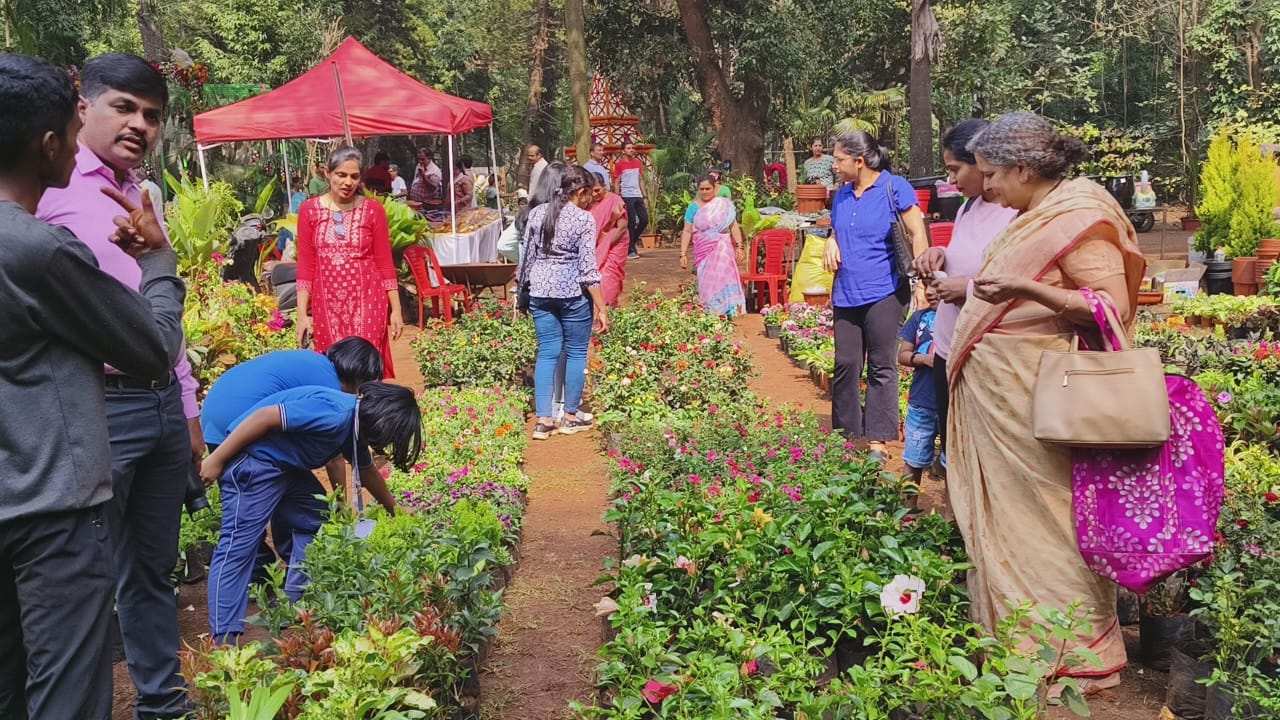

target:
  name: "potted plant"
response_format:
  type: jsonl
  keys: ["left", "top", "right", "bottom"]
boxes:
{"left": 1138, "top": 572, "right": 1192, "bottom": 672}
{"left": 1195, "top": 128, "right": 1239, "bottom": 258}
{"left": 761, "top": 304, "right": 786, "bottom": 339}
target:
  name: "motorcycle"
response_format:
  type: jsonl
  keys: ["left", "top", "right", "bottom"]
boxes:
{"left": 222, "top": 210, "right": 274, "bottom": 289}
{"left": 1100, "top": 176, "right": 1155, "bottom": 233}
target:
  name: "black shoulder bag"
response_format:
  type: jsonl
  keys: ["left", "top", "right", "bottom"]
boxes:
{"left": 884, "top": 178, "right": 918, "bottom": 281}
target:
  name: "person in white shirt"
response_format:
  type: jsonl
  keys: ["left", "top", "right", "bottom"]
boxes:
{"left": 526, "top": 144, "right": 548, "bottom": 193}
{"left": 388, "top": 164, "right": 407, "bottom": 199}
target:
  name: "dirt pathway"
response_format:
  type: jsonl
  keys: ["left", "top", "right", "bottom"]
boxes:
{"left": 479, "top": 253, "right": 685, "bottom": 718}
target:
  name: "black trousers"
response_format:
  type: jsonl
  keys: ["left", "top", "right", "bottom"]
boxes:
{"left": 0, "top": 504, "right": 115, "bottom": 719}
{"left": 934, "top": 355, "right": 950, "bottom": 457}
{"left": 831, "top": 288, "right": 908, "bottom": 441}
{"left": 623, "top": 196, "right": 648, "bottom": 254}
{"left": 104, "top": 383, "right": 191, "bottom": 718}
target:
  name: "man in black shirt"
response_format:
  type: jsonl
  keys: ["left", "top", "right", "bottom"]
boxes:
{"left": 0, "top": 54, "right": 186, "bottom": 720}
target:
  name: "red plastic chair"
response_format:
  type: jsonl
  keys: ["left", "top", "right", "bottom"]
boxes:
{"left": 403, "top": 245, "right": 472, "bottom": 326}
{"left": 928, "top": 221, "right": 955, "bottom": 248}
{"left": 915, "top": 188, "right": 932, "bottom": 216}
{"left": 741, "top": 228, "right": 794, "bottom": 310}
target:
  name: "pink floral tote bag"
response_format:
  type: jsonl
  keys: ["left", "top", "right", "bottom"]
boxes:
{"left": 1070, "top": 289, "right": 1225, "bottom": 594}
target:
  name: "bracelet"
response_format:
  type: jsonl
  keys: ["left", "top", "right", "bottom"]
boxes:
{"left": 1061, "top": 290, "right": 1073, "bottom": 314}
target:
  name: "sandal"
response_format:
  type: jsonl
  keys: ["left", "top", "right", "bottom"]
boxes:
{"left": 531, "top": 422, "right": 558, "bottom": 440}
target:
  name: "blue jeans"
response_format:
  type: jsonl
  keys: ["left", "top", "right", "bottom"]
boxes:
{"left": 530, "top": 295, "right": 593, "bottom": 418}
{"left": 902, "top": 403, "right": 940, "bottom": 471}
{"left": 207, "top": 455, "right": 326, "bottom": 639}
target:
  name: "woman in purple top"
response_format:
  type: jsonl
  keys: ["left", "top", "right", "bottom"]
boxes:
{"left": 823, "top": 131, "right": 929, "bottom": 461}
{"left": 914, "top": 120, "right": 1018, "bottom": 480}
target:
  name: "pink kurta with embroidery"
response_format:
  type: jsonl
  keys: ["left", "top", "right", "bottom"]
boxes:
{"left": 295, "top": 197, "right": 399, "bottom": 377}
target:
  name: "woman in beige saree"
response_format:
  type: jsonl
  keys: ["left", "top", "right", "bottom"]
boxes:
{"left": 946, "top": 113, "right": 1147, "bottom": 690}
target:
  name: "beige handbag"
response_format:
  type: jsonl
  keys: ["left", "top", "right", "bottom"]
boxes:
{"left": 1032, "top": 290, "right": 1170, "bottom": 448}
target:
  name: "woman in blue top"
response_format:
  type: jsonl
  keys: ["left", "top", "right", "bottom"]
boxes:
{"left": 823, "top": 131, "right": 929, "bottom": 461}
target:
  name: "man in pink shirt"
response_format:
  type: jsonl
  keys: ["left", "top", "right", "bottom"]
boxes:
{"left": 36, "top": 54, "right": 196, "bottom": 720}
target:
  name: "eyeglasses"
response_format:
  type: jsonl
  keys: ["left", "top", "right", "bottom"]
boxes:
{"left": 333, "top": 211, "right": 346, "bottom": 238}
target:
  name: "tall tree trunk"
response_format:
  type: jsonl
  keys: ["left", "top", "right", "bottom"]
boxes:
{"left": 136, "top": 0, "right": 165, "bottom": 62}
{"left": 908, "top": 0, "right": 939, "bottom": 177}
{"left": 673, "top": 0, "right": 767, "bottom": 176}
{"left": 520, "top": 0, "right": 552, "bottom": 186}
{"left": 565, "top": 0, "right": 591, "bottom": 160}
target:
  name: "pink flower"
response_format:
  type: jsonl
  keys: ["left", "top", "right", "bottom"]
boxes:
{"left": 675, "top": 556, "right": 697, "bottom": 576}
{"left": 740, "top": 659, "right": 758, "bottom": 677}
{"left": 642, "top": 679, "right": 678, "bottom": 704}
{"left": 1266, "top": 492, "right": 1279, "bottom": 503}
{"left": 211, "top": 251, "right": 225, "bottom": 265}
{"left": 1216, "top": 391, "right": 1233, "bottom": 404}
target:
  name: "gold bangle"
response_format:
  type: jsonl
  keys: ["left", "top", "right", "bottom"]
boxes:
{"left": 1061, "top": 290, "right": 1072, "bottom": 314}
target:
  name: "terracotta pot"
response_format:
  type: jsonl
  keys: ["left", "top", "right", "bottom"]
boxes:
{"left": 1255, "top": 259, "right": 1274, "bottom": 285}
{"left": 1235, "top": 282, "right": 1259, "bottom": 296}
{"left": 1232, "top": 257, "right": 1258, "bottom": 283}
{"left": 1260, "top": 238, "right": 1280, "bottom": 255}
{"left": 1137, "top": 291, "right": 1165, "bottom": 305}
{"left": 1181, "top": 217, "right": 1202, "bottom": 231}
{"left": 802, "top": 291, "right": 830, "bottom": 307}
{"left": 795, "top": 184, "right": 828, "bottom": 214}
{"left": 640, "top": 232, "right": 660, "bottom": 249}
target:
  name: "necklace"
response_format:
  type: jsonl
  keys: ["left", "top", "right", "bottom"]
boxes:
{"left": 323, "top": 194, "right": 359, "bottom": 212}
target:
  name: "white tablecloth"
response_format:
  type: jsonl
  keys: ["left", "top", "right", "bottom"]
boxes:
{"left": 431, "top": 218, "right": 502, "bottom": 265}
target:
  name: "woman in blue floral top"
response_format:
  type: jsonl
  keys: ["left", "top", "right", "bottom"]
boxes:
{"left": 516, "top": 165, "right": 609, "bottom": 439}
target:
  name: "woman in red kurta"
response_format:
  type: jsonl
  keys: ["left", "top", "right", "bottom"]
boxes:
{"left": 295, "top": 147, "right": 403, "bottom": 377}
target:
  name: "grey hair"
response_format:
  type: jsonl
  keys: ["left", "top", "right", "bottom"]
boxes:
{"left": 834, "top": 130, "right": 891, "bottom": 171}
{"left": 966, "top": 111, "right": 1090, "bottom": 180}
{"left": 326, "top": 146, "right": 363, "bottom": 172}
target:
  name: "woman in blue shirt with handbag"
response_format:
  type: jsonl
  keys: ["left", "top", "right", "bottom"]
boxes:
{"left": 823, "top": 131, "right": 929, "bottom": 462}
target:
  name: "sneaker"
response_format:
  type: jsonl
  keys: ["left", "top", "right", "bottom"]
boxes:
{"left": 558, "top": 416, "right": 594, "bottom": 435}
{"left": 628, "top": 252, "right": 640, "bottom": 259}
{"left": 531, "top": 422, "right": 558, "bottom": 440}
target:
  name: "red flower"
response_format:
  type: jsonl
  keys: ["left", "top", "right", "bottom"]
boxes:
{"left": 1237, "top": 519, "right": 1250, "bottom": 529}
{"left": 641, "top": 679, "right": 678, "bottom": 704}
{"left": 740, "top": 659, "right": 758, "bottom": 677}
{"left": 1266, "top": 492, "right": 1279, "bottom": 503}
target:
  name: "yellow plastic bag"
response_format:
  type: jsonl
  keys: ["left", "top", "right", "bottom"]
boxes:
{"left": 788, "top": 230, "right": 834, "bottom": 303}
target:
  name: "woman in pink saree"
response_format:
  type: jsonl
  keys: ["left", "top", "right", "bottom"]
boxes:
{"left": 680, "top": 175, "right": 745, "bottom": 316}
{"left": 947, "top": 112, "right": 1146, "bottom": 694}
{"left": 587, "top": 173, "right": 629, "bottom": 306}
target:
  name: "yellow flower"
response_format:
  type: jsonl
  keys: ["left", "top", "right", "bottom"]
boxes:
{"left": 751, "top": 506, "right": 773, "bottom": 528}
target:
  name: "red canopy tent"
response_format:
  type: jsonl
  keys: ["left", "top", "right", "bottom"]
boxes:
{"left": 192, "top": 37, "right": 497, "bottom": 231}
{"left": 193, "top": 37, "right": 492, "bottom": 144}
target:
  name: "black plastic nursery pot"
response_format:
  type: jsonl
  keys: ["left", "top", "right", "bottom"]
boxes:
{"left": 1164, "top": 646, "right": 1213, "bottom": 720}
{"left": 1139, "top": 613, "right": 1191, "bottom": 672}
{"left": 1203, "top": 682, "right": 1266, "bottom": 720}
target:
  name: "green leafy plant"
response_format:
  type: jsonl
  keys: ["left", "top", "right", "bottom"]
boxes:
{"left": 1195, "top": 127, "right": 1240, "bottom": 255}
{"left": 1226, "top": 133, "right": 1280, "bottom": 258}
{"left": 164, "top": 171, "right": 244, "bottom": 273}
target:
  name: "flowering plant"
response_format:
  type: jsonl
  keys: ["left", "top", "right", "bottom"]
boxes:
{"left": 759, "top": 304, "right": 787, "bottom": 326}
{"left": 183, "top": 266, "right": 293, "bottom": 388}
{"left": 412, "top": 298, "right": 536, "bottom": 390}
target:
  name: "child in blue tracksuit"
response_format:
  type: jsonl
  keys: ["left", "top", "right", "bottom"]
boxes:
{"left": 201, "top": 338, "right": 385, "bottom": 582}
{"left": 898, "top": 285, "right": 940, "bottom": 498}
{"left": 199, "top": 382, "right": 421, "bottom": 642}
